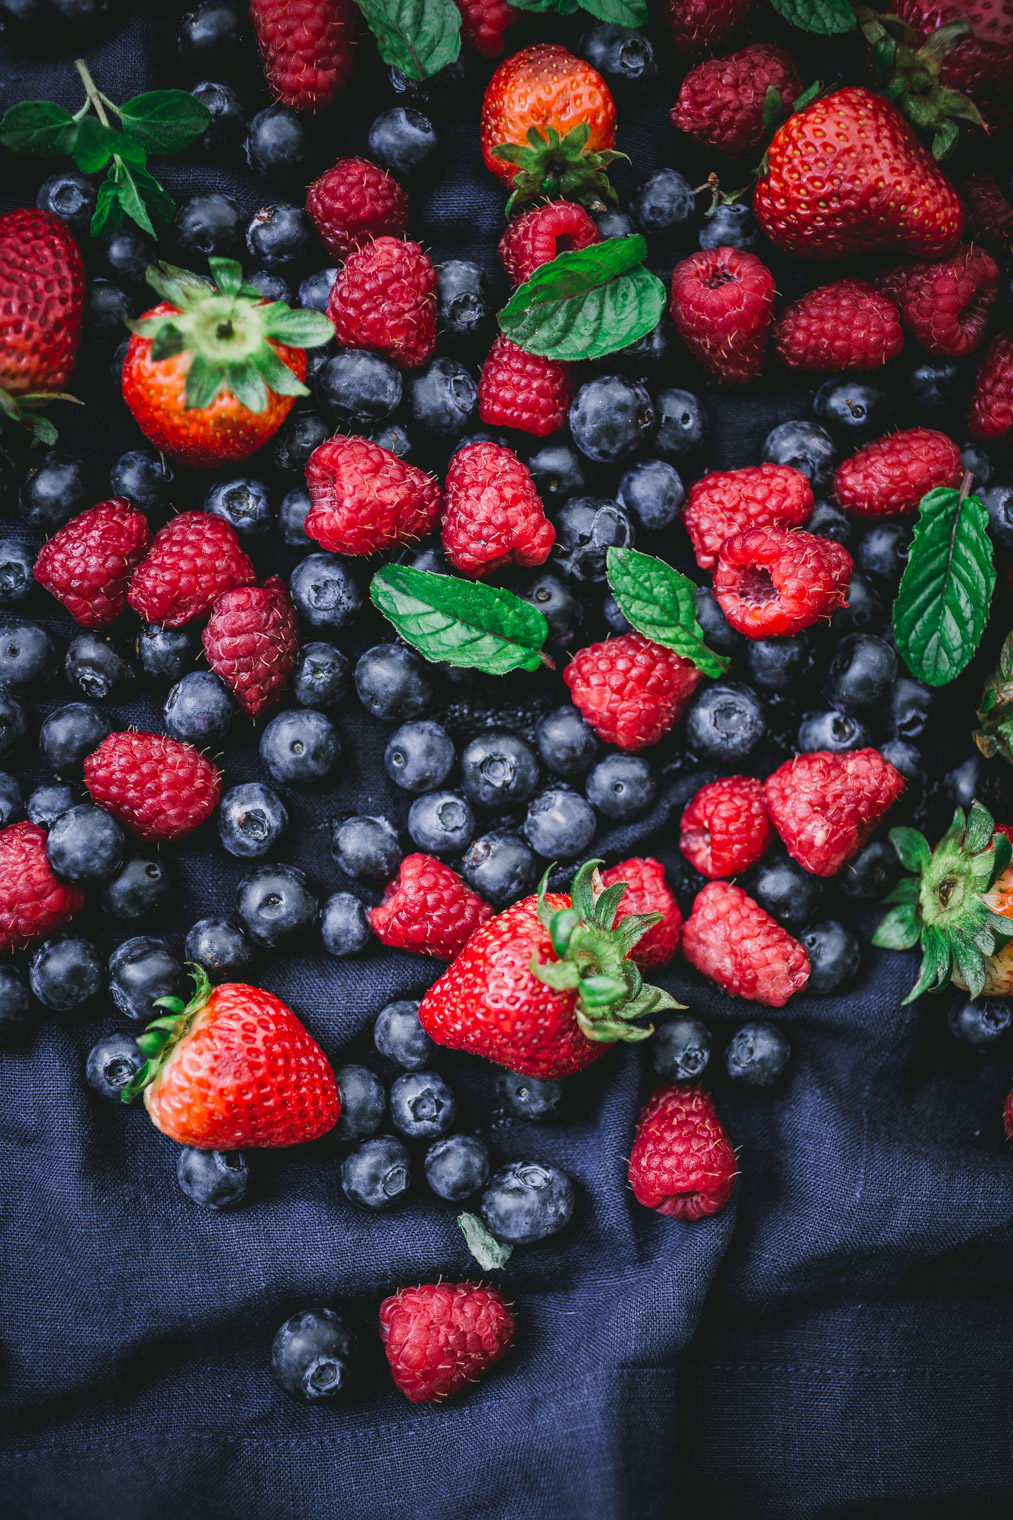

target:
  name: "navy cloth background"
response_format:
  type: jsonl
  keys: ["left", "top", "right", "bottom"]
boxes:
{"left": 2, "top": 6, "right": 1013, "bottom": 1517}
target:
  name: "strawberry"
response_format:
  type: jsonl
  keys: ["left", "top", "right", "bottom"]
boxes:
{"left": 305, "top": 157, "right": 408, "bottom": 261}
{"left": 327, "top": 237, "right": 437, "bottom": 370}
{"left": 599, "top": 857, "right": 682, "bottom": 969}
{"left": 834, "top": 427, "right": 963, "bottom": 517}
{"left": 250, "top": 0, "right": 354, "bottom": 112}
{"left": 369, "top": 854, "right": 492, "bottom": 961}
{"left": 669, "top": 247, "right": 775, "bottom": 386}
{"left": 477, "top": 335, "right": 574, "bottom": 436}
{"left": 442, "top": 441, "right": 554, "bottom": 578}
{"left": 1005, "top": 1083, "right": 1013, "bottom": 1142}
{"left": 960, "top": 174, "right": 1013, "bottom": 264}
{"left": 453, "top": 0, "right": 519, "bottom": 58}
{"left": 498, "top": 200, "right": 601, "bottom": 286}
{"left": 772, "top": 280, "right": 905, "bottom": 373}
{"left": 84, "top": 731, "right": 222, "bottom": 843}
{"left": 714, "top": 526, "right": 853, "bottom": 638}
{"left": 682, "top": 881, "right": 810, "bottom": 1006}
{"left": 878, "top": 246, "right": 999, "bottom": 357}
{"left": 128, "top": 511, "right": 256, "bottom": 627}
{"left": 419, "top": 860, "right": 681, "bottom": 1079}
{"left": 682, "top": 463, "right": 813, "bottom": 572}
{"left": 628, "top": 1085, "right": 736, "bottom": 1221}
{"left": 380, "top": 1283, "right": 515, "bottom": 1404}
{"left": 753, "top": 87, "right": 965, "bottom": 259}
{"left": 564, "top": 632, "right": 703, "bottom": 752}
{"left": 202, "top": 576, "right": 299, "bottom": 717}
{"left": 0, "top": 208, "right": 84, "bottom": 439}
{"left": 0, "top": 821, "right": 84, "bottom": 953}
{"left": 679, "top": 776, "right": 770, "bottom": 879}
{"left": 664, "top": 0, "right": 753, "bottom": 57}
{"left": 305, "top": 435, "right": 442, "bottom": 554}
{"left": 671, "top": 43, "right": 802, "bottom": 158}
{"left": 33, "top": 498, "right": 150, "bottom": 629}
{"left": 967, "top": 333, "right": 1013, "bottom": 442}
{"left": 894, "top": 0, "right": 1013, "bottom": 134}
{"left": 765, "top": 748, "right": 905, "bottom": 878}
{"left": 123, "top": 965, "right": 339, "bottom": 1148}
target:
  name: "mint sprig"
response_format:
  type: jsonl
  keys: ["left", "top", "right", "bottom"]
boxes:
{"left": 510, "top": 0, "right": 648, "bottom": 21}
{"left": 370, "top": 566, "right": 552, "bottom": 675}
{"left": 605, "top": 548, "right": 729, "bottom": 679}
{"left": 767, "top": 0, "right": 857, "bottom": 33}
{"left": 354, "top": 0, "right": 461, "bottom": 79}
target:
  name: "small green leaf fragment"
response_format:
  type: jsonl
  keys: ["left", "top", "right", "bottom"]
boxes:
{"left": 872, "top": 904, "right": 921, "bottom": 951}
{"left": 458, "top": 1213, "right": 513, "bottom": 1271}
{"left": 766, "top": 0, "right": 857, "bottom": 35}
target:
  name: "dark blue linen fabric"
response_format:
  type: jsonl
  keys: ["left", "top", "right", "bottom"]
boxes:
{"left": 1, "top": 8, "right": 1013, "bottom": 1518}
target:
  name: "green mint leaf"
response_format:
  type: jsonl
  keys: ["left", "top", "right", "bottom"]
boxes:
{"left": 893, "top": 486, "right": 995, "bottom": 688}
{"left": 0, "top": 100, "right": 78, "bottom": 156}
{"left": 767, "top": 0, "right": 857, "bottom": 33}
{"left": 578, "top": 0, "right": 649, "bottom": 23}
{"left": 70, "top": 116, "right": 127, "bottom": 173}
{"left": 872, "top": 904, "right": 921, "bottom": 951}
{"left": 354, "top": 0, "right": 461, "bottom": 80}
{"left": 458, "top": 1213, "right": 513, "bottom": 1271}
{"left": 370, "top": 566, "right": 549, "bottom": 675}
{"left": 119, "top": 90, "right": 212, "bottom": 155}
{"left": 113, "top": 159, "right": 176, "bottom": 237}
{"left": 508, "top": 0, "right": 563, "bottom": 11}
{"left": 90, "top": 176, "right": 125, "bottom": 238}
{"left": 498, "top": 235, "right": 666, "bottom": 361}
{"left": 605, "top": 547, "right": 729, "bottom": 679}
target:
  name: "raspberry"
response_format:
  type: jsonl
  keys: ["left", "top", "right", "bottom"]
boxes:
{"left": 202, "top": 576, "right": 299, "bottom": 718}
{"left": 0, "top": 821, "right": 84, "bottom": 953}
{"left": 599, "top": 857, "right": 682, "bottom": 968}
{"left": 713, "top": 526, "right": 853, "bottom": 638}
{"left": 84, "top": 731, "right": 222, "bottom": 843}
{"left": 305, "top": 435, "right": 442, "bottom": 554}
{"left": 967, "top": 334, "right": 1013, "bottom": 442}
{"left": 380, "top": 1283, "right": 515, "bottom": 1403}
{"left": 671, "top": 42, "right": 802, "bottom": 157}
{"left": 628, "top": 1084, "right": 737, "bottom": 1221}
{"left": 127, "top": 511, "right": 256, "bottom": 628}
{"left": 305, "top": 157, "right": 408, "bottom": 261}
{"left": 454, "top": 0, "right": 519, "bottom": 58}
{"left": 682, "top": 880, "right": 810, "bottom": 1006}
{"left": 679, "top": 775, "right": 770, "bottom": 878}
{"left": 564, "top": 631, "right": 703, "bottom": 752}
{"left": 878, "top": 246, "right": 1000, "bottom": 357}
{"left": 772, "top": 279, "right": 904, "bottom": 373}
{"left": 664, "top": 0, "right": 753, "bottom": 56}
{"left": 498, "top": 200, "right": 601, "bottom": 285}
{"left": 442, "top": 441, "right": 554, "bottom": 578}
{"left": 250, "top": 0, "right": 354, "bottom": 112}
{"left": 669, "top": 246, "right": 774, "bottom": 386}
{"left": 477, "top": 335, "right": 574, "bottom": 436}
{"left": 33, "top": 498, "right": 150, "bottom": 628}
{"left": 833, "top": 427, "right": 963, "bottom": 517}
{"left": 961, "top": 174, "right": 1013, "bottom": 266}
{"left": 327, "top": 237, "right": 436, "bottom": 370}
{"left": 683, "top": 463, "right": 813, "bottom": 572}
{"left": 765, "top": 747, "right": 906, "bottom": 877}
{"left": 369, "top": 853, "right": 493, "bottom": 960}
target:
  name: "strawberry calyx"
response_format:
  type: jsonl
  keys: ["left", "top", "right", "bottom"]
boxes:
{"left": 120, "top": 962, "right": 214, "bottom": 1103}
{"left": 0, "top": 386, "right": 81, "bottom": 446}
{"left": 127, "top": 255, "right": 334, "bottom": 414}
{"left": 873, "top": 803, "right": 1013, "bottom": 1002}
{"left": 493, "top": 124, "right": 628, "bottom": 217}
{"left": 531, "top": 859, "right": 684, "bottom": 1043}
{"left": 975, "top": 631, "right": 1013, "bottom": 765}
{"left": 858, "top": 8, "right": 986, "bottom": 158}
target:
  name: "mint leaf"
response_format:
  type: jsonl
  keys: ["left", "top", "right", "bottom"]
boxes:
{"left": 91, "top": 177, "right": 125, "bottom": 238}
{"left": 498, "top": 235, "right": 666, "bottom": 362}
{"left": 354, "top": 0, "right": 461, "bottom": 80}
{"left": 579, "top": 0, "right": 648, "bottom": 22}
{"left": 767, "top": 0, "right": 856, "bottom": 32}
{"left": 893, "top": 486, "right": 995, "bottom": 688}
{"left": 371, "top": 566, "right": 549, "bottom": 675}
{"left": 70, "top": 117, "right": 125, "bottom": 173}
{"left": 606, "top": 547, "right": 728, "bottom": 679}
{"left": 458, "top": 1213, "right": 513, "bottom": 1271}
{"left": 0, "top": 100, "right": 78, "bottom": 156}
{"left": 119, "top": 90, "right": 211, "bottom": 155}
{"left": 112, "top": 158, "right": 176, "bottom": 238}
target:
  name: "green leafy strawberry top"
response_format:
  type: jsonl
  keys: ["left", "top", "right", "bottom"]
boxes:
{"left": 494, "top": 123, "right": 628, "bottom": 216}
{"left": 122, "top": 963, "right": 215, "bottom": 1103}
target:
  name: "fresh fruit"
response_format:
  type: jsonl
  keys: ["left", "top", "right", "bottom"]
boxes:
{"left": 878, "top": 246, "right": 999, "bottom": 356}
{"left": 425, "top": 1134, "right": 491, "bottom": 1200}
{"left": 83, "top": 731, "right": 222, "bottom": 843}
{"left": 271, "top": 1308, "right": 356, "bottom": 1401}
{"left": 477, "top": 335, "right": 574, "bottom": 436}
{"left": 305, "top": 156, "right": 408, "bottom": 260}
{"left": 0, "top": 820, "right": 85, "bottom": 953}
{"left": 671, "top": 42, "right": 801, "bottom": 158}
{"left": 442, "top": 441, "right": 554, "bottom": 578}
{"left": 327, "top": 237, "right": 436, "bottom": 370}
{"left": 370, "top": 853, "right": 492, "bottom": 961}
{"left": 177, "top": 1147, "right": 249, "bottom": 1209}
{"left": 305, "top": 435, "right": 442, "bottom": 555}
{"left": 628, "top": 1084, "right": 736, "bottom": 1220}
{"left": 568, "top": 374, "right": 655, "bottom": 463}
{"left": 202, "top": 575, "right": 299, "bottom": 717}
{"left": 0, "top": 208, "right": 85, "bottom": 437}
{"left": 455, "top": 0, "right": 519, "bottom": 57}
{"left": 682, "top": 462, "right": 813, "bottom": 572}
{"left": 374, "top": 998, "right": 437, "bottom": 1070}
{"left": 664, "top": 0, "right": 752, "bottom": 56}
{"left": 833, "top": 427, "right": 963, "bottom": 517}
{"left": 714, "top": 526, "right": 853, "bottom": 638}
{"left": 585, "top": 753, "right": 655, "bottom": 821}
{"left": 669, "top": 246, "right": 774, "bottom": 386}
{"left": 46, "top": 803, "right": 124, "bottom": 886}
{"left": 33, "top": 498, "right": 151, "bottom": 629}
{"left": 765, "top": 748, "right": 905, "bottom": 878}
{"left": 894, "top": 0, "right": 1013, "bottom": 134}
{"left": 389, "top": 1070, "right": 456, "bottom": 1140}
{"left": 332, "top": 1064, "right": 385, "bottom": 1141}
{"left": 599, "top": 856, "right": 682, "bottom": 969}
{"left": 652, "top": 1016, "right": 711, "bottom": 1083}
{"left": 250, "top": 0, "right": 354, "bottom": 112}
{"left": 680, "top": 776, "right": 770, "bottom": 879}
{"left": 960, "top": 174, "right": 1013, "bottom": 264}
{"left": 682, "top": 881, "right": 811, "bottom": 1006}
{"left": 772, "top": 280, "right": 905, "bottom": 374}
{"left": 967, "top": 334, "right": 1013, "bottom": 441}
{"left": 128, "top": 510, "right": 256, "bottom": 627}
{"left": 564, "top": 632, "right": 702, "bottom": 751}
{"left": 522, "top": 789, "right": 597, "bottom": 860}
{"left": 380, "top": 1283, "right": 515, "bottom": 1404}
{"left": 480, "top": 1158, "right": 574, "bottom": 1240}
{"left": 497, "top": 200, "right": 601, "bottom": 285}
{"left": 725, "top": 1022, "right": 790, "bottom": 1086}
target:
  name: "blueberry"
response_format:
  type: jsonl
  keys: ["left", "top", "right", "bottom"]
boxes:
{"left": 602, "top": 593, "right": 632, "bottom": 634}
{"left": 36, "top": 170, "right": 96, "bottom": 236}
{"left": 856, "top": 521, "right": 911, "bottom": 582}
{"left": 290, "top": 555, "right": 364, "bottom": 634}
{"left": 569, "top": 375, "right": 654, "bottom": 462}
{"left": 27, "top": 781, "right": 76, "bottom": 828}
{"left": 217, "top": 781, "right": 289, "bottom": 859}
{"left": 806, "top": 500, "right": 852, "bottom": 547}
{"left": 389, "top": 1070, "right": 456, "bottom": 1140}
{"left": 699, "top": 202, "right": 758, "bottom": 251}
{"left": 297, "top": 267, "right": 338, "bottom": 312}
{"left": 19, "top": 451, "right": 90, "bottom": 531}
{"left": 174, "top": 192, "right": 243, "bottom": 256}
{"left": 0, "top": 771, "right": 23, "bottom": 827}
{"left": 425, "top": 1134, "right": 491, "bottom": 1201}
{"left": 321, "top": 892, "right": 372, "bottom": 956}
{"left": 138, "top": 624, "right": 199, "bottom": 683}
{"left": 368, "top": 107, "right": 436, "bottom": 174}
{"left": 437, "top": 260, "right": 492, "bottom": 342}
{"left": 373, "top": 999, "right": 435, "bottom": 1070}
{"left": 179, "top": 2, "right": 244, "bottom": 63}
{"left": 408, "top": 791, "right": 475, "bottom": 855}
{"left": 585, "top": 753, "right": 655, "bottom": 820}
{"left": 278, "top": 487, "right": 314, "bottom": 549}
{"left": 614, "top": 319, "right": 669, "bottom": 369}
{"left": 834, "top": 571, "right": 884, "bottom": 633}
{"left": 593, "top": 208, "right": 635, "bottom": 239}
{"left": 839, "top": 839, "right": 900, "bottom": 901}
{"left": 291, "top": 642, "right": 350, "bottom": 711}
{"left": 260, "top": 710, "right": 340, "bottom": 786}
{"left": 245, "top": 202, "right": 310, "bottom": 267}
{"left": 250, "top": 269, "right": 295, "bottom": 301}
{"left": 461, "top": 832, "right": 537, "bottom": 907}
{"left": 340, "top": 1135, "right": 411, "bottom": 1209}
{"left": 30, "top": 935, "right": 103, "bottom": 1011}
{"left": 515, "top": 569, "right": 584, "bottom": 645}
{"left": 331, "top": 814, "right": 401, "bottom": 884}
{"left": 982, "top": 484, "right": 1013, "bottom": 551}
{"left": 763, "top": 420, "right": 836, "bottom": 488}
{"left": 97, "top": 228, "right": 154, "bottom": 290}
{"left": 86, "top": 1031, "right": 143, "bottom": 1102}
{"left": 0, "top": 963, "right": 30, "bottom": 1041}
{"left": 813, "top": 379, "right": 891, "bottom": 444}
{"left": 652, "top": 1015, "right": 711, "bottom": 1082}
{"left": 271, "top": 1307, "right": 356, "bottom": 1404}
{"left": 275, "top": 414, "right": 330, "bottom": 476}
{"left": 522, "top": 789, "right": 597, "bottom": 859}
{"left": 686, "top": 681, "right": 767, "bottom": 762}
{"left": 164, "top": 671, "right": 235, "bottom": 744}
{"left": 525, "top": 443, "right": 587, "bottom": 506}
{"left": 553, "top": 497, "right": 633, "bottom": 581}
{"left": 63, "top": 632, "right": 132, "bottom": 701}
{"left": 245, "top": 105, "right": 307, "bottom": 180}
{"left": 535, "top": 706, "right": 599, "bottom": 776}
{"left": 886, "top": 676, "right": 933, "bottom": 741}
{"left": 617, "top": 459, "right": 684, "bottom": 530}
{"left": 110, "top": 449, "right": 173, "bottom": 512}
{"left": 725, "top": 1023, "right": 789, "bottom": 1086}
{"left": 204, "top": 476, "right": 273, "bottom": 537}
{"left": 109, "top": 937, "right": 189, "bottom": 1022}
{"left": 178, "top": 1147, "right": 249, "bottom": 1209}
{"left": 910, "top": 357, "right": 963, "bottom": 411}
{"left": 579, "top": 21, "right": 656, "bottom": 87}
{"left": 85, "top": 279, "right": 133, "bottom": 342}
{"left": 653, "top": 388, "right": 708, "bottom": 461}
{"left": 460, "top": 732, "right": 539, "bottom": 809}
{"left": 823, "top": 633, "right": 897, "bottom": 713}
{"left": 46, "top": 804, "right": 124, "bottom": 885}
{"left": 748, "top": 854, "right": 823, "bottom": 930}
{"left": 355, "top": 645, "right": 433, "bottom": 721}
{"left": 630, "top": 168, "right": 696, "bottom": 236}
{"left": 880, "top": 738, "right": 925, "bottom": 791}
{"left": 190, "top": 79, "right": 245, "bottom": 153}
{"left": 184, "top": 917, "right": 255, "bottom": 979}
{"left": 236, "top": 864, "right": 319, "bottom": 947}
{"left": 499, "top": 1072, "right": 563, "bottom": 1120}
{"left": 0, "top": 693, "right": 27, "bottom": 762}
{"left": 694, "top": 587, "right": 739, "bottom": 656}
{"left": 0, "top": 622, "right": 55, "bottom": 686}
{"left": 800, "top": 920, "right": 861, "bottom": 995}
{"left": 384, "top": 720, "right": 454, "bottom": 795}
{"left": 948, "top": 998, "right": 1012, "bottom": 1049}
{"left": 316, "top": 350, "right": 402, "bottom": 426}
{"left": 961, "top": 442, "right": 992, "bottom": 488}
{"left": 334, "top": 1065, "right": 386, "bottom": 1141}
{"left": 745, "top": 634, "right": 813, "bottom": 692}
{"left": 371, "top": 421, "right": 413, "bottom": 458}
{"left": 480, "top": 1160, "right": 574, "bottom": 1244}
{"left": 0, "top": 539, "right": 34, "bottom": 606}
{"left": 797, "top": 709, "right": 871, "bottom": 753}
{"left": 945, "top": 755, "right": 983, "bottom": 810}
{"left": 408, "top": 357, "right": 477, "bottom": 437}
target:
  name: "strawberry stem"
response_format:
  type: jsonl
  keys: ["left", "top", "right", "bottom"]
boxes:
{"left": 74, "top": 59, "right": 111, "bottom": 128}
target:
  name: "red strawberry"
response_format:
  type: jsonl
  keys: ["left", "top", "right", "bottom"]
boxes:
{"left": 772, "top": 280, "right": 905, "bottom": 373}
{"left": 679, "top": 775, "right": 770, "bottom": 878}
{"left": 833, "top": 427, "right": 963, "bottom": 517}
{"left": 419, "top": 860, "right": 680, "bottom": 1078}
{"left": 628, "top": 1085, "right": 736, "bottom": 1221}
{"left": 442, "top": 441, "right": 554, "bottom": 578}
{"left": 305, "top": 435, "right": 442, "bottom": 554}
{"left": 564, "top": 632, "right": 703, "bottom": 752}
{"left": 753, "top": 87, "right": 965, "bottom": 259}
{"left": 682, "top": 881, "right": 810, "bottom": 1006}
{"left": 961, "top": 174, "right": 1013, "bottom": 264}
{"left": 967, "top": 333, "right": 1013, "bottom": 442}
{"left": 878, "top": 246, "right": 1000, "bottom": 357}
{"left": 894, "top": 0, "right": 1013, "bottom": 133}
{"left": 0, "top": 208, "right": 84, "bottom": 436}
{"left": 202, "top": 576, "right": 299, "bottom": 717}
{"left": 669, "top": 246, "right": 775, "bottom": 386}
{"left": 477, "top": 335, "right": 574, "bottom": 436}
{"left": 683, "top": 463, "right": 813, "bottom": 572}
{"left": 250, "top": 0, "right": 354, "bottom": 112}
{"left": 126, "top": 965, "right": 339, "bottom": 1148}
{"left": 370, "top": 854, "right": 492, "bottom": 961}
{"left": 84, "top": 731, "right": 222, "bottom": 843}
{"left": 671, "top": 43, "right": 802, "bottom": 158}
{"left": 664, "top": 0, "right": 753, "bottom": 57}
{"left": 33, "top": 498, "right": 150, "bottom": 628}
{"left": 0, "top": 821, "right": 84, "bottom": 953}
{"left": 327, "top": 237, "right": 436, "bottom": 370}
{"left": 599, "top": 857, "right": 682, "bottom": 969}
{"left": 305, "top": 157, "right": 408, "bottom": 261}
{"left": 128, "top": 511, "right": 256, "bottom": 627}
{"left": 765, "top": 748, "right": 906, "bottom": 877}
{"left": 380, "top": 1283, "right": 515, "bottom": 1404}
{"left": 714, "top": 526, "right": 853, "bottom": 638}
{"left": 498, "top": 200, "right": 601, "bottom": 285}
{"left": 454, "top": 0, "right": 519, "bottom": 59}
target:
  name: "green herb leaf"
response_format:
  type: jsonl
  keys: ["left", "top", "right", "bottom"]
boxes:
{"left": 119, "top": 90, "right": 212, "bottom": 155}
{"left": 0, "top": 100, "right": 78, "bottom": 156}
{"left": 605, "top": 547, "right": 729, "bottom": 679}
{"left": 578, "top": 0, "right": 649, "bottom": 23}
{"left": 112, "top": 158, "right": 176, "bottom": 237}
{"left": 498, "top": 235, "right": 666, "bottom": 361}
{"left": 371, "top": 566, "right": 549, "bottom": 675}
{"left": 893, "top": 486, "right": 995, "bottom": 688}
{"left": 458, "top": 1213, "right": 513, "bottom": 1271}
{"left": 354, "top": 0, "right": 461, "bottom": 80}
{"left": 70, "top": 116, "right": 125, "bottom": 173}
{"left": 767, "top": 0, "right": 857, "bottom": 34}
{"left": 263, "top": 308, "right": 336, "bottom": 347}
{"left": 90, "top": 176, "right": 125, "bottom": 238}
